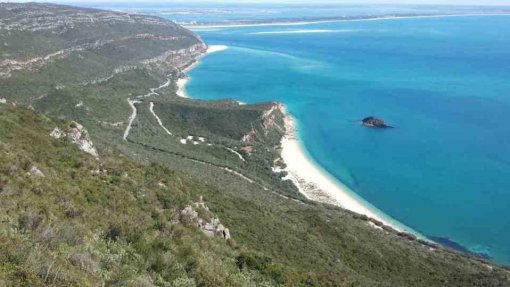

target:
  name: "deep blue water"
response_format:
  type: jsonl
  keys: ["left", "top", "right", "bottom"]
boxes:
{"left": 177, "top": 16, "right": 510, "bottom": 264}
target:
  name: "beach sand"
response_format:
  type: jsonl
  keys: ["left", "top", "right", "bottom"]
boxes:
{"left": 207, "top": 45, "right": 228, "bottom": 54}
{"left": 175, "top": 43, "right": 417, "bottom": 236}
{"left": 176, "top": 77, "right": 189, "bottom": 98}
{"left": 176, "top": 45, "right": 228, "bottom": 98}
{"left": 186, "top": 14, "right": 510, "bottom": 29}
{"left": 280, "top": 109, "right": 415, "bottom": 233}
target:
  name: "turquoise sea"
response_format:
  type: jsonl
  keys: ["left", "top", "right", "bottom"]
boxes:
{"left": 174, "top": 15, "right": 510, "bottom": 264}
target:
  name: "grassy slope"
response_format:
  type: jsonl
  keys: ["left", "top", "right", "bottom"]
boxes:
{"left": 1, "top": 3, "right": 510, "bottom": 286}
{"left": 1, "top": 106, "right": 509, "bottom": 286}
{"left": 0, "top": 105, "right": 276, "bottom": 286}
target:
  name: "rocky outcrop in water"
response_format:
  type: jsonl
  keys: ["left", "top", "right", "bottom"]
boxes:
{"left": 361, "top": 116, "right": 392, "bottom": 128}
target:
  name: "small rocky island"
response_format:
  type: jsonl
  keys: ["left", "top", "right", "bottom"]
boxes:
{"left": 361, "top": 116, "right": 393, "bottom": 128}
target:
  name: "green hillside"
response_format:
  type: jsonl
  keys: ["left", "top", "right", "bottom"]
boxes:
{"left": 1, "top": 3, "right": 509, "bottom": 286}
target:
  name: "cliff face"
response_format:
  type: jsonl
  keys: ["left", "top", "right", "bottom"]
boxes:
{"left": 0, "top": 2, "right": 207, "bottom": 146}
{"left": 0, "top": 3, "right": 205, "bottom": 98}
{"left": 141, "top": 43, "right": 207, "bottom": 73}
{"left": 0, "top": 3, "right": 205, "bottom": 78}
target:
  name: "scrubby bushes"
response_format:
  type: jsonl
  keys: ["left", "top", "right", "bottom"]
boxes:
{"left": 0, "top": 106, "right": 278, "bottom": 286}
{"left": 1, "top": 106, "right": 509, "bottom": 286}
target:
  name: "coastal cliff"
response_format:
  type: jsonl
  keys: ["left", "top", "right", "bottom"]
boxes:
{"left": 0, "top": 2, "right": 206, "bottom": 105}
{"left": 1, "top": 3, "right": 509, "bottom": 286}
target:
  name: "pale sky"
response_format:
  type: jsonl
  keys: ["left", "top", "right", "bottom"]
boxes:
{"left": 9, "top": 0, "right": 510, "bottom": 5}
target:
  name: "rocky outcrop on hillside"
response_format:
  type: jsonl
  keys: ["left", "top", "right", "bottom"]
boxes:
{"left": 180, "top": 197, "right": 231, "bottom": 240}
{"left": 1, "top": 39, "right": 115, "bottom": 77}
{"left": 262, "top": 102, "right": 285, "bottom": 133}
{"left": 27, "top": 165, "right": 45, "bottom": 177}
{"left": 241, "top": 102, "right": 286, "bottom": 143}
{"left": 80, "top": 65, "right": 138, "bottom": 86}
{"left": 141, "top": 43, "right": 207, "bottom": 73}
{"left": 50, "top": 122, "right": 98, "bottom": 157}
{"left": 0, "top": 3, "right": 186, "bottom": 32}
{"left": 241, "top": 128, "right": 257, "bottom": 143}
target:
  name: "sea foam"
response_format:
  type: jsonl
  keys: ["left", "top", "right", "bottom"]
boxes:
{"left": 250, "top": 29, "right": 359, "bottom": 35}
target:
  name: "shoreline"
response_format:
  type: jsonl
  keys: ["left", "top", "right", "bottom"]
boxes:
{"left": 176, "top": 77, "right": 189, "bottom": 98}
{"left": 176, "top": 45, "right": 228, "bottom": 98}
{"left": 185, "top": 13, "right": 510, "bottom": 29}
{"left": 175, "top": 43, "right": 421, "bottom": 237}
{"left": 280, "top": 108, "right": 421, "bottom": 235}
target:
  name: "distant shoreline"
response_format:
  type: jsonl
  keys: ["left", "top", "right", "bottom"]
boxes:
{"left": 279, "top": 108, "right": 423, "bottom": 236}
{"left": 176, "top": 45, "right": 228, "bottom": 99}
{"left": 184, "top": 13, "right": 510, "bottom": 29}
{"left": 176, "top": 43, "right": 422, "bottom": 237}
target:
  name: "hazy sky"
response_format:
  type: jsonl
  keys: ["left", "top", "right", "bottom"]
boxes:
{"left": 10, "top": 0, "right": 510, "bottom": 5}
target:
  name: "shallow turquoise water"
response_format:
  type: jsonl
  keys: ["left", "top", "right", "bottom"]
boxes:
{"left": 184, "top": 16, "right": 510, "bottom": 264}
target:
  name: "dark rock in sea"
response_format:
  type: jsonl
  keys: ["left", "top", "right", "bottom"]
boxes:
{"left": 428, "top": 236, "right": 492, "bottom": 260}
{"left": 361, "top": 116, "right": 392, "bottom": 128}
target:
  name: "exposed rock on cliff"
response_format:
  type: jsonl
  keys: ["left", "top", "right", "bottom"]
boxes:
{"left": 141, "top": 43, "right": 207, "bottom": 73}
{"left": 241, "top": 102, "right": 286, "bottom": 143}
{"left": 0, "top": 2, "right": 204, "bottom": 79}
{"left": 180, "top": 197, "right": 231, "bottom": 240}
{"left": 241, "top": 128, "right": 257, "bottom": 143}
{"left": 28, "top": 165, "right": 45, "bottom": 177}
{"left": 50, "top": 122, "right": 98, "bottom": 157}
{"left": 262, "top": 102, "right": 285, "bottom": 133}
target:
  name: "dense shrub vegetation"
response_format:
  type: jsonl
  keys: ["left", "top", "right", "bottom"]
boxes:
{"left": 1, "top": 3, "right": 510, "bottom": 286}
{"left": 1, "top": 104, "right": 509, "bottom": 286}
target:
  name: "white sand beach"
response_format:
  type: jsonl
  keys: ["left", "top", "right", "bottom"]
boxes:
{"left": 280, "top": 109, "right": 416, "bottom": 234}
{"left": 175, "top": 43, "right": 418, "bottom": 236}
{"left": 176, "top": 77, "right": 189, "bottom": 98}
{"left": 207, "top": 44, "right": 228, "bottom": 54}
{"left": 185, "top": 13, "right": 510, "bottom": 29}
{"left": 176, "top": 45, "right": 228, "bottom": 98}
